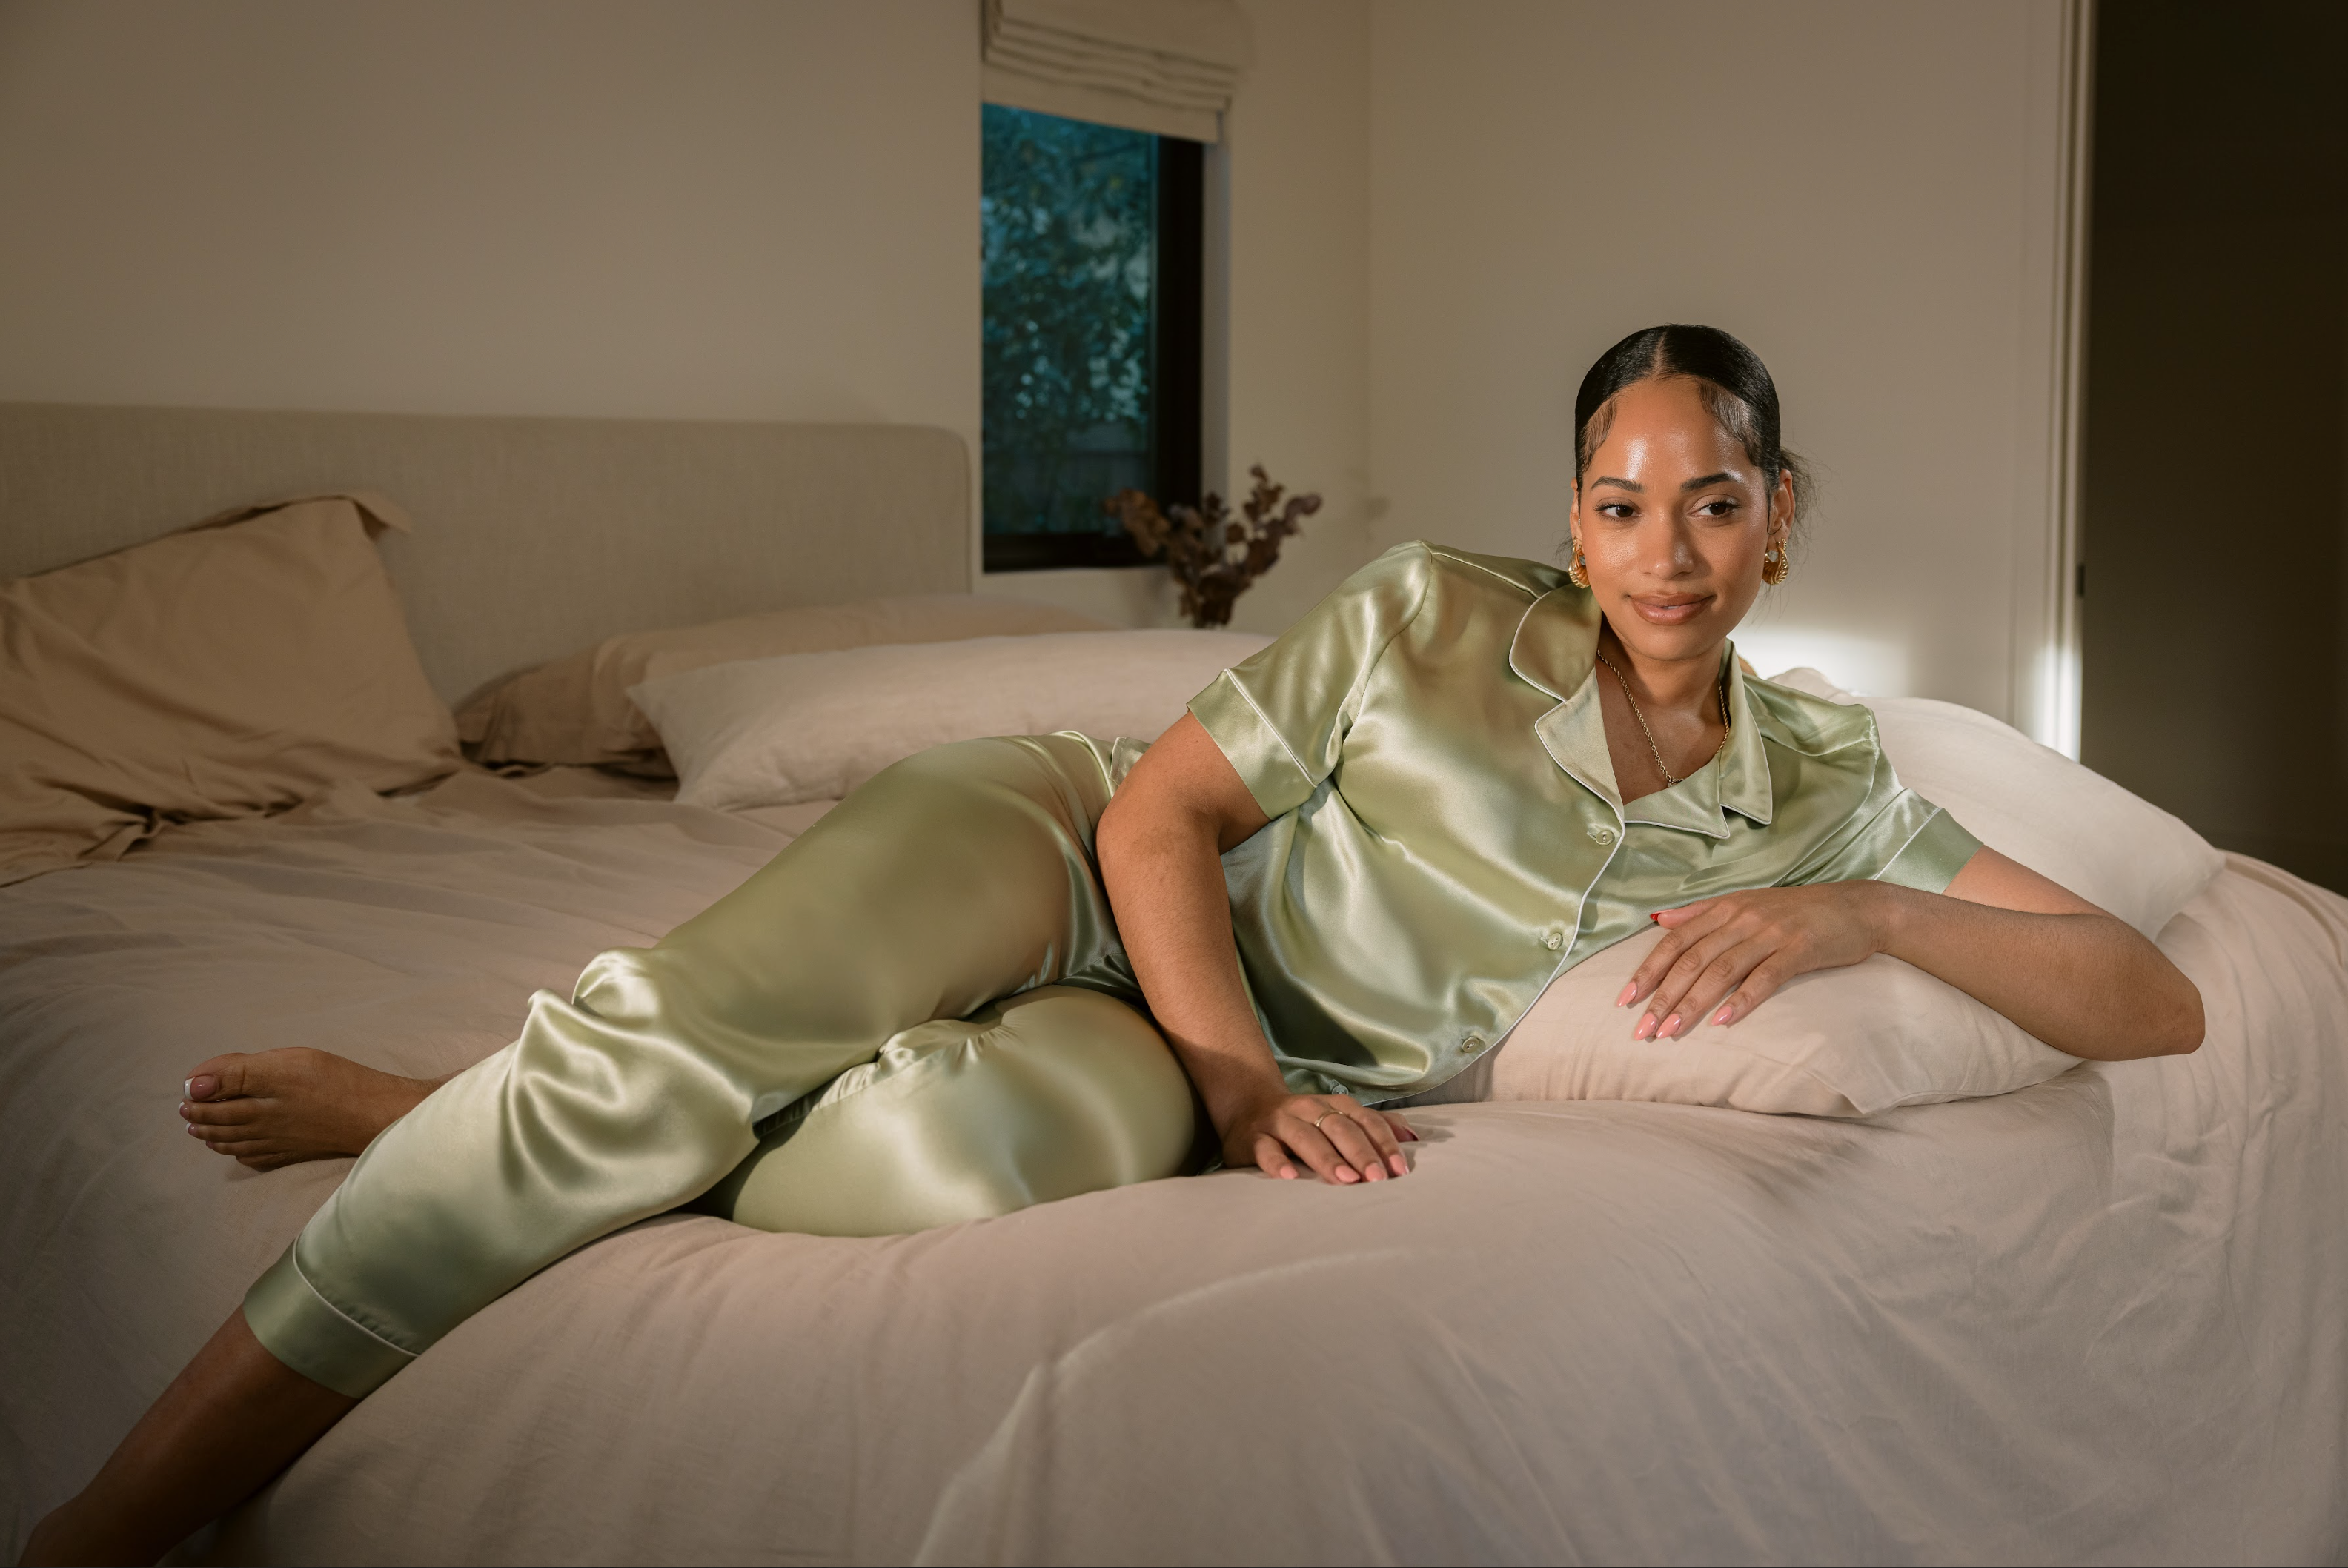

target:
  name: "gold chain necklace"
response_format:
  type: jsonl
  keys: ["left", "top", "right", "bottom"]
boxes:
{"left": 1595, "top": 648, "right": 1731, "bottom": 788}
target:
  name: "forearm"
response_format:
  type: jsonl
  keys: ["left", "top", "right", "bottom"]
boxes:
{"left": 1095, "top": 805, "right": 1287, "bottom": 1132}
{"left": 1875, "top": 886, "right": 2203, "bottom": 1060}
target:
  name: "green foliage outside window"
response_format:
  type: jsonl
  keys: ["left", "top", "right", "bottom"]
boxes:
{"left": 981, "top": 105, "right": 1158, "bottom": 540}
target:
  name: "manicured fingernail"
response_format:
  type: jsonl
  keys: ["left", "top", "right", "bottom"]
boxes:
{"left": 1363, "top": 1165, "right": 1384, "bottom": 1181}
{"left": 1712, "top": 1006, "right": 1734, "bottom": 1026}
{"left": 1648, "top": 912, "right": 1662, "bottom": 923}
{"left": 1390, "top": 1155, "right": 1409, "bottom": 1174}
{"left": 1615, "top": 983, "right": 1637, "bottom": 1008}
{"left": 1634, "top": 1014, "right": 1656, "bottom": 1040}
{"left": 1661, "top": 1014, "right": 1682, "bottom": 1038}
{"left": 1336, "top": 1166, "right": 1359, "bottom": 1183}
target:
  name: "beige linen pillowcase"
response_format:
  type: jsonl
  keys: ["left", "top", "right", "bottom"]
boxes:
{"left": 459, "top": 594, "right": 1118, "bottom": 769}
{"left": 0, "top": 494, "right": 459, "bottom": 884}
{"left": 1405, "top": 926, "right": 2081, "bottom": 1117}
{"left": 630, "top": 630, "right": 1273, "bottom": 810}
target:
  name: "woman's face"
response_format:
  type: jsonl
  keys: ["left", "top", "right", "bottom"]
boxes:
{"left": 1569, "top": 374, "right": 1793, "bottom": 666}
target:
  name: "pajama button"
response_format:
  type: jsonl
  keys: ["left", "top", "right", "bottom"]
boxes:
{"left": 1462, "top": 1035, "right": 1485, "bottom": 1053}
{"left": 1544, "top": 930, "right": 1565, "bottom": 950}
{"left": 1588, "top": 825, "right": 1617, "bottom": 846}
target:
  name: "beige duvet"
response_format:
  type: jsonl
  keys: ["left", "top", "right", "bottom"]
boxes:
{"left": 2, "top": 772, "right": 2344, "bottom": 1564}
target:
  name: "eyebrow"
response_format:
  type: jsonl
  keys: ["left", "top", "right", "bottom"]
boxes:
{"left": 1589, "top": 471, "right": 1737, "bottom": 494}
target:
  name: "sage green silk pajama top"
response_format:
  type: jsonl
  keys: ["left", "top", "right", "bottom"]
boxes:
{"left": 1191, "top": 541, "right": 1982, "bottom": 1106}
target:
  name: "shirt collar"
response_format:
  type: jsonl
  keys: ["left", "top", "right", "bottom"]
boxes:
{"left": 1510, "top": 587, "right": 1774, "bottom": 836}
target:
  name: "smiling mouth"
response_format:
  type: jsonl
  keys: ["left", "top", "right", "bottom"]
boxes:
{"left": 1628, "top": 594, "right": 1713, "bottom": 625}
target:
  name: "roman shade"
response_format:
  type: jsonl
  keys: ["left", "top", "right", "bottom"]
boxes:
{"left": 980, "top": 0, "right": 1253, "bottom": 143}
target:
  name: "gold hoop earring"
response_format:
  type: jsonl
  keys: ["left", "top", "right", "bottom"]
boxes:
{"left": 1761, "top": 545, "right": 1790, "bottom": 586}
{"left": 1567, "top": 537, "right": 1590, "bottom": 589}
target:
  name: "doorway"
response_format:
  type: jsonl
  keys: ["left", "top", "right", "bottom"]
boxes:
{"left": 2079, "top": 0, "right": 2348, "bottom": 893}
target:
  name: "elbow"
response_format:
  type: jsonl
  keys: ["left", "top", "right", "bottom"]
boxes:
{"left": 2160, "top": 979, "right": 2207, "bottom": 1057}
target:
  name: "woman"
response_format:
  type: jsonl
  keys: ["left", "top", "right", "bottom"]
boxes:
{"left": 27, "top": 325, "right": 2202, "bottom": 1564}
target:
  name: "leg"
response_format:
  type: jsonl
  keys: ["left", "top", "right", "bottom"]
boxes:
{"left": 700, "top": 984, "right": 1199, "bottom": 1235}
{"left": 21, "top": 1313, "right": 350, "bottom": 1567}
{"left": 34, "top": 734, "right": 1143, "bottom": 1562}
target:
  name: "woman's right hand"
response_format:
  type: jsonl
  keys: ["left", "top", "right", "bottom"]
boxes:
{"left": 1223, "top": 1089, "right": 1417, "bottom": 1184}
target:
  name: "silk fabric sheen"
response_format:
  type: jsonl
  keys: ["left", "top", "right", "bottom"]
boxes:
{"left": 249, "top": 542, "right": 1974, "bottom": 1398}
{"left": 248, "top": 734, "right": 1195, "bottom": 1397}
{"left": 1190, "top": 542, "right": 1979, "bottom": 1104}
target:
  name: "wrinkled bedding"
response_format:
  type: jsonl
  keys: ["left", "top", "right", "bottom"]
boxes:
{"left": 1, "top": 772, "right": 2344, "bottom": 1564}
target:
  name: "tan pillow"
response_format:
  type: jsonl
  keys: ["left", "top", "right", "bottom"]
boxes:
{"left": 0, "top": 494, "right": 460, "bottom": 885}
{"left": 459, "top": 594, "right": 1118, "bottom": 768}
{"left": 1409, "top": 926, "right": 2080, "bottom": 1117}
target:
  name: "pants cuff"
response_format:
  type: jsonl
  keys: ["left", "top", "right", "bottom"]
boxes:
{"left": 242, "top": 1243, "right": 417, "bottom": 1399}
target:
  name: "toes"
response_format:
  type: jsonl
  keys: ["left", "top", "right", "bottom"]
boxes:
{"left": 185, "top": 1052, "right": 256, "bottom": 1102}
{"left": 180, "top": 1099, "right": 258, "bottom": 1128}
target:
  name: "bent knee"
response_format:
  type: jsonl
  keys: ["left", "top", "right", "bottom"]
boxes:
{"left": 708, "top": 985, "right": 1197, "bottom": 1237}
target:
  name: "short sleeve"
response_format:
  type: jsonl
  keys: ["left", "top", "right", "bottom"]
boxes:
{"left": 1187, "top": 544, "right": 1434, "bottom": 819}
{"left": 1780, "top": 727, "right": 1983, "bottom": 894}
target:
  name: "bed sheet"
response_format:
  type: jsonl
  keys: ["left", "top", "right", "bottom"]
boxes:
{"left": 1, "top": 775, "right": 2342, "bottom": 1564}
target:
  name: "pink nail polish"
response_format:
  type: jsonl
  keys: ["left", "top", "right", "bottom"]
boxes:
{"left": 1713, "top": 1006, "right": 1734, "bottom": 1026}
{"left": 1662, "top": 1014, "right": 1682, "bottom": 1038}
{"left": 1615, "top": 983, "right": 1637, "bottom": 1008}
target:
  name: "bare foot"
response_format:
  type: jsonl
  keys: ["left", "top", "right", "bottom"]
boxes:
{"left": 179, "top": 1048, "right": 445, "bottom": 1171}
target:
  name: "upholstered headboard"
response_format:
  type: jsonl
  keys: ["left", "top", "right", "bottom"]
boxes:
{"left": 0, "top": 402, "right": 972, "bottom": 705}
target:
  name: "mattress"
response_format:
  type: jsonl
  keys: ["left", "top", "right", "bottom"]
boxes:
{"left": 2, "top": 771, "right": 2344, "bottom": 1564}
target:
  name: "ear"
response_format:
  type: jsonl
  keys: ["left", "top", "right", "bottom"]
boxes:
{"left": 1768, "top": 469, "right": 1795, "bottom": 546}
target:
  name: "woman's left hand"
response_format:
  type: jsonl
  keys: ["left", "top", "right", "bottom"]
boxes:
{"left": 1620, "top": 883, "right": 1891, "bottom": 1039}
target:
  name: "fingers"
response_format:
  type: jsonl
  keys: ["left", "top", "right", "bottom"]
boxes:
{"left": 1659, "top": 934, "right": 1780, "bottom": 1035}
{"left": 1636, "top": 920, "right": 1755, "bottom": 1039}
{"left": 1707, "top": 957, "right": 1794, "bottom": 1028}
{"left": 1379, "top": 1109, "right": 1419, "bottom": 1143}
{"left": 1620, "top": 900, "right": 1734, "bottom": 1011}
{"left": 1251, "top": 1098, "right": 1413, "bottom": 1185}
{"left": 1252, "top": 1131, "right": 1300, "bottom": 1180}
{"left": 1327, "top": 1103, "right": 1409, "bottom": 1179}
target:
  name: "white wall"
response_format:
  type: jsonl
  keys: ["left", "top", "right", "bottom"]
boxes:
{"left": 1364, "top": 0, "right": 2076, "bottom": 723}
{"left": 978, "top": 0, "right": 1374, "bottom": 635}
{"left": 0, "top": 0, "right": 979, "bottom": 468}
{"left": 0, "top": 0, "right": 2077, "bottom": 718}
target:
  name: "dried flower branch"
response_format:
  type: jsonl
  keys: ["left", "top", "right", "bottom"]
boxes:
{"left": 1105, "top": 465, "right": 1322, "bottom": 629}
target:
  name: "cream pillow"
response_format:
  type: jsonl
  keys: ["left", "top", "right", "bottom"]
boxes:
{"left": 630, "top": 630, "right": 1271, "bottom": 810}
{"left": 0, "top": 494, "right": 459, "bottom": 884}
{"left": 459, "top": 594, "right": 1117, "bottom": 768}
{"left": 1416, "top": 926, "right": 2080, "bottom": 1118}
{"left": 1765, "top": 668, "right": 2223, "bottom": 937}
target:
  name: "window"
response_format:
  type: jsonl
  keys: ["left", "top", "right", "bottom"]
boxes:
{"left": 981, "top": 104, "right": 1204, "bottom": 572}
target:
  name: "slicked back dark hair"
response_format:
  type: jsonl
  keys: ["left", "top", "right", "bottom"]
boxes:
{"left": 1573, "top": 324, "right": 1811, "bottom": 526}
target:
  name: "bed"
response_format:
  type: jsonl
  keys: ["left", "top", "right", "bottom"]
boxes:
{"left": 3, "top": 405, "right": 2344, "bottom": 1564}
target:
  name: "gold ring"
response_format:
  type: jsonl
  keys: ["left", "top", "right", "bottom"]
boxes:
{"left": 1313, "top": 1110, "right": 1342, "bottom": 1132}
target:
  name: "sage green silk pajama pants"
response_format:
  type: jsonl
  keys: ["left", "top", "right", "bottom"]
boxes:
{"left": 244, "top": 734, "right": 1200, "bottom": 1398}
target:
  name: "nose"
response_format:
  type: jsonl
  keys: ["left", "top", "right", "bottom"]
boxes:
{"left": 1643, "top": 516, "right": 1698, "bottom": 577}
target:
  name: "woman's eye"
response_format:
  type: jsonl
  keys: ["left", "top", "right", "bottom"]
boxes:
{"left": 1599, "top": 502, "right": 1636, "bottom": 519}
{"left": 1694, "top": 499, "right": 1738, "bottom": 518}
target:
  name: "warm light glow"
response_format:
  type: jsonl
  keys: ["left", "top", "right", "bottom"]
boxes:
{"left": 1732, "top": 629, "right": 1911, "bottom": 697}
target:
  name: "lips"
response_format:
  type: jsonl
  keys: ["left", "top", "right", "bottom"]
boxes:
{"left": 1627, "top": 594, "right": 1713, "bottom": 626}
